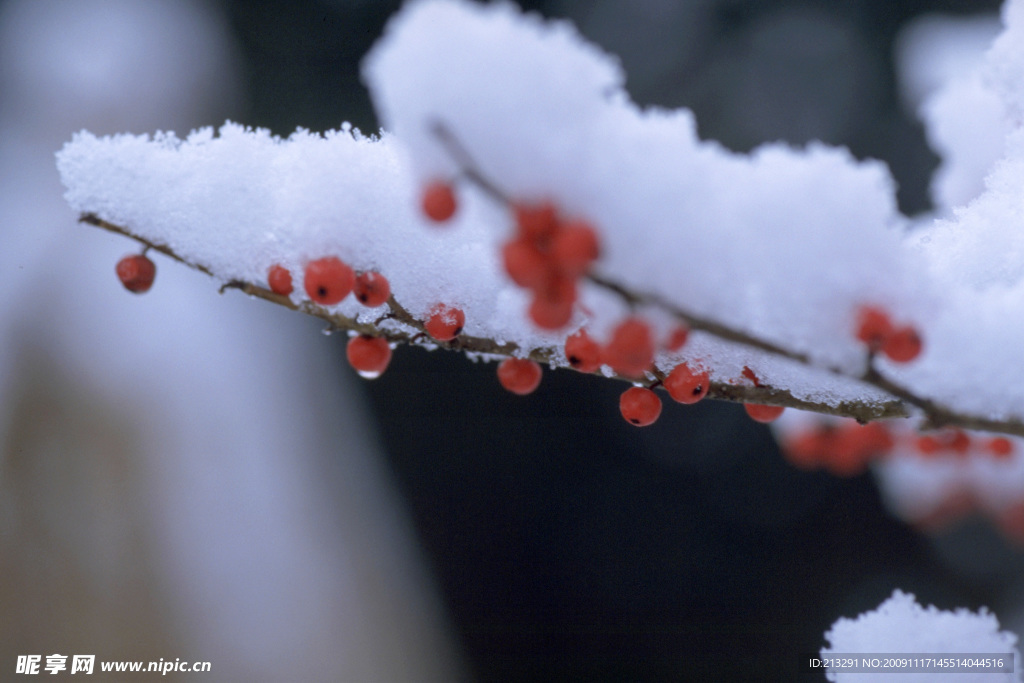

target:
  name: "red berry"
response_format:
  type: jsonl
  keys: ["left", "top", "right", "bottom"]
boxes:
{"left": 996, "top": 501, "right": 1024, "bottom": 545}
{"left": 856, "top": 422, "right": 895, "bottom": 457}
{"left": 619, "top": 386, "right": 662, "bottom": 427}
{"left": 513, "top": 201, "right": 558, "bottom": 242}
{"left": 604, "top": 317, "right": 655, "bottom": 378}
{"left": 564, "top": 329, "right": 602, "bottom": 373}
{"left": 664, "top": 363, "right": 711, "bottom": 404}
{"left": 744, "top": 403, "right": 785, "bottom": 423}
{"left": 826, "top": 432, "right": 870, "bottom": 477}
{"left": 304, "top": 256, "right": 354, "bottom": 305}
{"left": 664, "top": 325, "right": 690, "bottom": 351}
{"left": 502, "top": 238, "right": 551, "bottom": 288}
{"left": 988, "top": 437, "right": 1015, "bottom": 458}
{"left": 784, "top": 430, "right": 828, "bottom": 470}
{"left": 855, "top": 305, "right": 894, "bottom": 352}
{"left": 551, "top": 220, "right": 600, "bottom": 277}
{"left": 496, "top": 358, "right": 543, "bottom": 395}
{"left": 422, "top": 180, "right": 457, "bottom": 222}
{"left": 949, "top": 430, "right": 970, "bottom": 455}
{"left": 354, "top": 271, "right": 391, "bottom": 307}
{"left": 826, "top": 422, "right": 892, "bottom": 476}
{"left": 267, "top": 264, "right": 293, "bottom": 296}
{"left": 527, "top": 275, "right": 577, "bottom": 330}
{"left": 882, "top": 326, "right": 922, "bottom": 363}
{"left": 116, "top": 253, "right": 156, "bottom": 293}
{"left": 425, "top": 303, "right": 465, "bottom": 341}
{"left": 915, "top": 434, "right": 941, "bottom": 456}
{"left": 346, "top": 335, "right": 392, "bottom": 378}
{"left": 915, "top": 489, "right": 974, "bottom": 533}
{"left": 529, "top": 295, "right": 575, "bottom": 331}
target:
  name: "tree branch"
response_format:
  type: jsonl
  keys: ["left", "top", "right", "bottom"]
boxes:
{"left": 80, "top": 211, "right": 1024, "bottom": 437}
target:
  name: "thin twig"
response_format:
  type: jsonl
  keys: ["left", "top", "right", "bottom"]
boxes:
{"left": 79, "top": 211, "right": 918, "bottom": 426}
{"left": 79, "top": 188, "right": 1024, "bottom": 436}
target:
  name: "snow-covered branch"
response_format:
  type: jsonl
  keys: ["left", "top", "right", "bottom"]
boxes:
{"left": 57, "top": 0, "right": 1024, "bottom": 441}
{"left": 77, "top": 209, "right": 1024, "bottom": 440}
{"left": 79, "top": 208, "right": 912, "bottom": 417}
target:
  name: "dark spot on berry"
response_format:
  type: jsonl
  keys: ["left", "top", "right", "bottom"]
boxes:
{"left": 629, "top": 418, "right": 639, "bottom": 424}
{"left": 453, "top": 326, "right": 463, "bottom": 337}
{"left": 318, "top": 286, "right": 328, "bottom": 297}
{"left": 357, "top": 293, "right": 368, "bottom": 303}
{"left": 693, "top": 385, "right": 703, "bottom": 395}
{"left": 568, "top": 355, "right": 580, "bottom": 366}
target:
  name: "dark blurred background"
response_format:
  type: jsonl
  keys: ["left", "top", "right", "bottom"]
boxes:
{"left": 91, "top": 0, "right": 1020, "bottom": 680}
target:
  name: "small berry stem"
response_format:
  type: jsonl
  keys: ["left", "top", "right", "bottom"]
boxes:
{"left": 429, "top": 120, "right": 510, "bottom": 205}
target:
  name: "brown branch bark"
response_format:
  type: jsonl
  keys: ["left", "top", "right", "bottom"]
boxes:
{"left": 80, "top": 211, "right": 1024, "bottom": 437}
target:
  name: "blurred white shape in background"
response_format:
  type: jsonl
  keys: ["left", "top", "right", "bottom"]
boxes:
{"left": 895, "top": 12, "right": 1006, "bottom": 213}
{"left": 0, "top": 1, "right": 459, "bottom": 680}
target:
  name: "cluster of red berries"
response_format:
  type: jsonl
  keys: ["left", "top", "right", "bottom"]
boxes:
{"left": 268, "top": 254, "right": 473, "bottom": 380}
{"left": 784, "top": 420, "right": 895, "bottom": 476}
{"left": 268, "top": 257, "right": 393, "bottom": 309}
{"left": 784, "top": 420, "right": 1016, "bottom": 478}
{"left": 618, "top": 387, "right": 785, "bottom": 428}
{"left": 569, "top": 323, "right": 676, "bottom": 425}
{"left": 855, "top": 305, "right": 922, "bottom": 363}
{"left": 559, "top": 317, "right": 774, "bottom": 427}
{"left": 418, "top": 179, "right": 801, "bottom": 425}
{"left": 343, "top": 298, "right": 468, "bottom": 380}
{"left": 560, "top": 319, "right": 784, "bottom": 428}
{"left": 564, "top": 321, "right": 688, "bottom": 378}
{"left": 913, "top": 489, "right": 1024, "bottom": 542}
{"left": 913, "top": 429, "right": 1013, "bottom": 459}
{"left": 561, "top": 320, "right": 677, "bottom": 426}
{"left": 421, "top": 181, "right": 601, "bottom": 331}
{"left": 993, "top": 501, "right": 1024, "bottom": 546}
{"left": 502, "top": 202, "right": 600, "bottom": 330}
{"left": 423, "top": 180, "right": 594, "bottom": 398}
{"left": 111, "top": 182, "right": 938, "bottom": 432}
{"left": 267, "top": 258, "right": 402, "bottom": 377}
{"left": 420, "top": 179, "right": 784, "bottom": 420}
{"left": 911, "top": 479, "right": 1024, "bottom": 542}
{"left": 903, "top": 428, "right": 1024, "bottom": 538}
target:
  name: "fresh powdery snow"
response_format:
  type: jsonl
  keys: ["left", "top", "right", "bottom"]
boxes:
{"left": 822, "top": 591, "right": 1022, "bottom": 682}
{"left": 57, "top": 0, "right": 1024, "bottom": 420}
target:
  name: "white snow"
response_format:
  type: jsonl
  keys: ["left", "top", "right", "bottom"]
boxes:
{"left": 823, "top": 590, "right": 1021, "bottom": 682}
